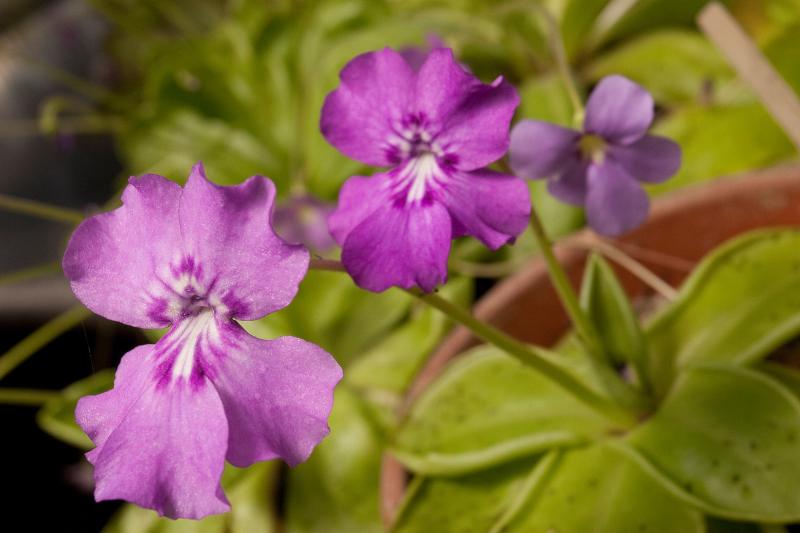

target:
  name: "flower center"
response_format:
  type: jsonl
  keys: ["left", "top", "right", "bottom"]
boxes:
{"left": 579, "top": 134, "right": 607, "bottom": 164}
{"left": 149, "top": 256, "right": 229, "bottom": 324}
{"left": 390, "top": 152, "right": 448, "bottom": 205}
{"left": 168, "top": 309, "right": 216, "bottom": 381}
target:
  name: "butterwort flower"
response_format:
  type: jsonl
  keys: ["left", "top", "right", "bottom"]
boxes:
{"left": 63, "top": 164, "right": 342, "bottom": 519}
{"left": 322, "top": 47, "right": 531, "bottom": 292}
{"left": 509, "top": 75, "right": 681, "bottom": 236}
{"left": 273, "top": 194, "right": 337, "bottom": 254}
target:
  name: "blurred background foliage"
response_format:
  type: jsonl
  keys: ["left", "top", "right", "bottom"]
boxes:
{"left": 8, "top": 0, "right": 800, "bottom": 531}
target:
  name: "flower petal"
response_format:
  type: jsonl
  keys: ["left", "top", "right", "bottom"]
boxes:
{"left": 584, "top": 75, "right": 653, "bottom": 145}
{"left": 206, "top": 320, "right": 342, "bottom": 468}
{"left": 327, "top": 174, "right": 388, "bottom": 245}
{"left": 320, "top": 48, "right": 415, "bottom": 166}
{"left": 179, "top": 164, "right": 309, "bottom": 320}
{"left": 63, "top": 174, "right": 183, "bottom": 328}
{"left": 440, "top": 169, "right": 531, "bottom": 249}
{"left": 77, "top": 345, "right": 229, "bottom": 519}
{"left": 547, "top": 158, "right": 589, "bottom": 206}
{"left": 417, "top": 49, "right": 520, "bottom": 170}
{"left": 76, "top": 345, "right": 153, "bottom": 464}
{"left": 341, "top": 200, "right": 452, "bottom": 292}
{"left": 509, "top": 120, "right": 581, "bottom": 180}
{"left": 586, "top": 160, "right": 650, "bottom": 236}
{"left": 609, "top": 134, "right": 681, "bottom": 183}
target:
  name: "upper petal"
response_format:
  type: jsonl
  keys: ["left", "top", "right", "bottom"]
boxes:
{"left": 63, "top": 174, "right": 183, "bottom": 328}
{"left": 608, "top": 134, "right": 681, "bottom": 183}
{"left": 509, "top": 120, "right": 581, "bottom": 180}
{"left": 341, "top": 200, "right": 452, "bottom": 292}
{"left": 77, "top": 344, "right": 230, "bottom": 520}
{"left": 327, "top": 174, "right": 389, "bottom": 246}
{"left": 586, "top": 160, "right": 650, "bottom": 236}
{"left": 206, "top": 320, "right": 342, "bottom": 468}
{"left": 439, "top": 168, "right": 531, "bottom": 250}
{"left": 320, "top": 48, "right": 415, "bottom": 166}
{"left": 179, "top": 164, "right": 309, "bottom": 321}
{"left": 584, "top": 75, "right": 654, "bottom": 145}
{"left": 417, "top": 49, "right": 520, "bottom": 170}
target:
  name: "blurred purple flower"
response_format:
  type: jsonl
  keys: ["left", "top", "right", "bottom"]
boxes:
{"left": 510, "top": 75, "right": 681, "bottom": 236}
{"left": 273, "top": 195, "right": 336, "bottom": 254}
{"left": 399, "top": 34, "right": 447, "bottom": 71}
{"left": 321, "top": 47, "right": 530, "bottom": 292}
{"left": 63, "top": 164, "right": 342, "bottom": 519}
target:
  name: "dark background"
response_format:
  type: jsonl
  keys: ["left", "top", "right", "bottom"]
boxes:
{"left": 0, "top": 1, "right": 129, "bottom": 530}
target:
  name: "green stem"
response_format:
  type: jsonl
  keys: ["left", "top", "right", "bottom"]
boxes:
{"left": 529, "top": 208, "right": 601, "bottom": 353}
{"left": 406, "top": 289, "right": 636, "bottom": 427}
{"left": 529, "top": 207, "right": 649, "bottom": 412}
{"left": 0, "top": 262, "right": 61, "bottom": 287}
{"left": 531, "top": 4, "right": 585, "bottom": 126}
{"left": 0, "top": 193, "right": 84, "bottom": 225}
{"left": 0, "top": 388, "right": 60, "bottom": 406}
{"left": 0, "top": 306, "right": 91, "bottom": 381}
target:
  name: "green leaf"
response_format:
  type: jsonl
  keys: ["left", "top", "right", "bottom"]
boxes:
{"left": 561, "top": 0, "right": 611, "bottom": 58}
{"left": 580, "top": 253, "right": 647, "bottom": 382}
{"left": 37, "top": 370, "right": 114, "bottom": 449}
{"left": 244, "top": 269, "right": 411, "bottom": 368}
{"left": 120, "top": 110, "right": 281, "bottom": 188}
{"left": 598, "top": 0, "right": 728, "bottom": 45}
{"left": 104, "top": 462, "right": 278, "bottom": 533}
{"left": 649, "top": 103, "right": 793, "bottom": 195}
{"left": 285, "top": 385, "right": 384, "bottom": 533}
{"left": 585, "top": 30, "right": 734, "bottom": 105}
{"left": 347, "top": 277, "right": 472, "bottom": 394}
{"left": 392, "top": 345, "right": 612, "bottom": 475}
{"left": 626, "top": 364, "right": 800, "bottom": 522}
{"left": 391, "top": 456, "right": 542, "bottom": 533}
{"left": 517, "top": 75, "right": 577, "bottom": 127}
{"left": 502, "top": 444, "right": 704, "bottom": 533}
{"left": 646, "top": 229, "right": 800, "bottom": 392}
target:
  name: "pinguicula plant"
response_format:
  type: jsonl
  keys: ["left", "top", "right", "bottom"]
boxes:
{"left": 6, "top": 4, "right": 800, "bottom": 532}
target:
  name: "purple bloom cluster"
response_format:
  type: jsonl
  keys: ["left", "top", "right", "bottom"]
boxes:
{"left": 509, "top": 75, "right": 681, "bottom": 236}
{"left": 64, "top": 45, "right": 681, "bottom": 521}
{"left": 64, "top": 165, "right": 342, "bottom": 519}
{"left": 321, "top": 47, "right": 531, "bottom": 292}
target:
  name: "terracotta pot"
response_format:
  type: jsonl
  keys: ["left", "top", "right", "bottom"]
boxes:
{"left": 379, "top": 164, "right": 800, "bottom": 525}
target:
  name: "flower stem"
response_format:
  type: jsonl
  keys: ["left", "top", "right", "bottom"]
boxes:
{"left": 0, "top": 262, "right": 61, "bottom": 287}
{"left": 532, "top": 4, "right": 585, "bottom": 126}
{"left": 0, "top": 306, "right": 91, "bottom": 381}
{"left": 0, "top": 194, "right": 84, "bottom": 225}
{"left": 405, "top": 288, "right": 637, "bottom": 427}
{"left": 528, "top": 207, "right": 649, "bottom": 412}
{"left": 0, "top": 388, "right": 60, "bottom": 406}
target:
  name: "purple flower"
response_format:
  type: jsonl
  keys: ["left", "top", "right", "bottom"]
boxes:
{"left": 509, "top": 75, "right": 681, "bottom": 236}
{"left": 62, "top": 164, "right": 342, "bottom": 519}
{"left": 322, "top": 47, "right": 531, "bottom": 292}
{"left": 273, "top": 195, "right": 337, "bottom": 254}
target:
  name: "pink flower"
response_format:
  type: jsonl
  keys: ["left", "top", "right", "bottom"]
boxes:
{"left": 321, "top": 47, "right": 531, "bottom": 292}
{"left": 63, "top": 164, "right": 342, "bottom": 519}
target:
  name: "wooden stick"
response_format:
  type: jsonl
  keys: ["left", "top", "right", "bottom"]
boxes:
{"left": 698, "top": 2, "right": 800, "bottom": 152}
